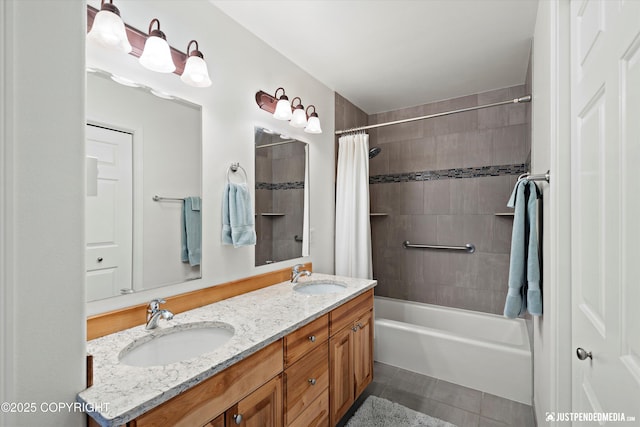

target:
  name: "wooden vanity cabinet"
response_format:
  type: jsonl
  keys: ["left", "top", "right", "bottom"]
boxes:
{"left": 328, "top": 290, "right": 374, "bottom": 426}
{"left": 126, "top": 289, "right": 373, "bottom": 427}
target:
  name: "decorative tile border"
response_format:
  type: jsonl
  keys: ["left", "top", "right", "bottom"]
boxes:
{"left": 370, "top": 163, "right": 527, "bottom": 184}
{"left": 256, "top": 181, "right": 305, "bottom": 190}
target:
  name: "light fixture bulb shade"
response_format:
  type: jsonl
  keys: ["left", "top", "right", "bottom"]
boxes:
{"left": 87, "top": 10, "right": 132, "bottom": 53}
{"left": 181, "top": 55, "right": 212, "bottom": 87}
{"left": 139, "top": 36, "right": 176, "bottom": 73}
{"left": 273, "top": 99, "right": 293, "bottom": 120}
{"left": 304, "top": 116, "right": 322, "bottom": 134}
{"left": 290, "top": 108, "right": 308, "bottom": 128}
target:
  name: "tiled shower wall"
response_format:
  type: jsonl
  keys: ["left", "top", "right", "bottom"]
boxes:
{"left": 365, "top": 86, "right": 531, "bottom": 315}
{"left": 334, "top": 87, "right": 530, "bottom": 314}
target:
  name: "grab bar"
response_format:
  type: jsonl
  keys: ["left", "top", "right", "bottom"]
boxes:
{"left": 402, "top": 240, "right": 475, "bottom": 253}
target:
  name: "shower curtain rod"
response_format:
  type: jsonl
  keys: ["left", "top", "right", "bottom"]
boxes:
{"left": 334, "top": 95, "right": 532, "bottom": 135}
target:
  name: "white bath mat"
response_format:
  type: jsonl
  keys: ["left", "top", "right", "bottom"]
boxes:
{"left": 346, "top": 395, "right": 457, "bottom": 427}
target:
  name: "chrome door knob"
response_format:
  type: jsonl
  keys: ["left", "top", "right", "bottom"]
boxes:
{"left": 308, "top": 335, "right": 316, "bottom": 342}
{"left": 308, "top": 378, "right": 317, "bottom": 385}
{"left": 576, "top": 347, "right": 593, "bottom": 360}
{"left": 233, "top": 414, "right": 243, "bottom": 424}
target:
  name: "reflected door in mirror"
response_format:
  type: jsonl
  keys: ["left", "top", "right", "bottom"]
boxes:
{"left": 86, "top": 124, "right": 133, "bottom": 301}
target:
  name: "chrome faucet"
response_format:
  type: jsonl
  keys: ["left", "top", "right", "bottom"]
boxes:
{"left": 146, "top": 298, "right": 174, "bottom": 330}
{"left": 291, "top": 264, "right": 311, "bottom": 283}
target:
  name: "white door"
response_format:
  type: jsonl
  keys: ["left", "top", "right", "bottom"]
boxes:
{"left": 85, "top": 124, "right": 133, "bottom": 301}
{"left": 571, "top": 0, "right": 640, "bottom": 422}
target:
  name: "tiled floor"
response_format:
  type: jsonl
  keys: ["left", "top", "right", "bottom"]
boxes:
{"left": 337, "top": 362, "right": 536, "bottom": 427}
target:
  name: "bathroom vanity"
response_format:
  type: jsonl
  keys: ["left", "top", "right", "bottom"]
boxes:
{"left": 79, "top": 274, "right": 375, "bottom": 427}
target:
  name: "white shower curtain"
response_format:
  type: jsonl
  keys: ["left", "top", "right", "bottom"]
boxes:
{"left": 335, "top": 133, "right": 373, "bottom": 279}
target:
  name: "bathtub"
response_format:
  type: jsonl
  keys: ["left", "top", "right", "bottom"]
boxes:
{"left": 374, "top": 296, "right": 532, "bottom": 404}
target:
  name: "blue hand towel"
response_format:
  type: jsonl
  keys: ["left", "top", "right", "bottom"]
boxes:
{"left": 504, "top": 180, "right": 541, "bottom": 318}
{"left": 222, "top": 183, "right": 233, "bottom": 245}
{"left": 181, "top": 196, "right": 202, "bottom": 266}
{"left": 222, "top": 182, "right": 256, "bottom": 248}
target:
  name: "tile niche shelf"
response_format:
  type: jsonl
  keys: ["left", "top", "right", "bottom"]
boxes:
{"left": 494, "top": 212, "right": 515, "bottom": 217}
{"left": 370, "top": 213, "right": 389, "bottom": 217}
{"left": 260, "top": 213, "right": 286, "bottom": 217}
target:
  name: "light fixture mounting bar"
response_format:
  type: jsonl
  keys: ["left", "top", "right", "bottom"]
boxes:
{"left": 87, "top": 5, "right": 187, "bottom": 75}
{"left": 255, "top": 90, "right": 278, "bottom": 114}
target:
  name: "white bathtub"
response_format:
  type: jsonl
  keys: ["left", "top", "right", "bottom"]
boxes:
{"left": 374, "top": 296, "right": 532, "bottom": 404}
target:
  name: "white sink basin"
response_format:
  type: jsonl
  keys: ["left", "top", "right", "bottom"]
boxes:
{"left": 119, "top": 322, "right": 234, "bottom": 367}
{"left": 294, "top": 280, "right": 348, "bottom": 295}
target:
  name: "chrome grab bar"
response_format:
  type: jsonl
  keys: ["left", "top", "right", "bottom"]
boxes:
{"left": 402, "top": 240, "right": 476, "bottom": 253}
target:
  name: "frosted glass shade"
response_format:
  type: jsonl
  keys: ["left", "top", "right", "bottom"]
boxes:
{"left": 290, "top": 108, "right": 308, "bottom": 128}
{"left": 87, "top": 9, "right": 132, "bottom": 53}
{"left": 304, "top": 116, "right": 322, "bottom": 134}
{"left": 181, "top": 55, "right": 212, "bottom": 87}
{"left": 273, "top": 99, "right": 293, "bottom": 120}
{"left": 139, "top": 36, "right": 176, "bottom": 73}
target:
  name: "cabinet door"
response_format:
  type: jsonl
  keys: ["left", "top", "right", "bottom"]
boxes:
{"left": 353, "top": 310, "right": 373, "bottom": 397}
{"left": 329, "top": 326, "right": 354, "bottom": 426}
{"left": 226, "top": 375, "right": 282, "bottom": 427}
{"left": 204, "top": 413, "right": 225, "bottom": 427}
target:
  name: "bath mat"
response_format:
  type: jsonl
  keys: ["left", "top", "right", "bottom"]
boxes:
{"left": 346, "top": 395, "right": 457, "bottom": 427}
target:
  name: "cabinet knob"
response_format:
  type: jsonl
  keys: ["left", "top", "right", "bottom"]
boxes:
{"left": 576, "top": 347, "right": 593, "bottom": 361}
{"left": 308, "top": 335, "right": 316, "bottom": 342}
{"left": 352, "top": 326, "right": 358, "bottom": 332}
{"left": 233, "top": 414, "right": 243, "bottom": 424}
{"left": 356, "top": 323, "right": 364, "bottom": 329}
{"left": 308, "top": 378, "right": 316, "bottom": 386}
{"left": 97, "top": 257, "right": 104, "bottom": 262}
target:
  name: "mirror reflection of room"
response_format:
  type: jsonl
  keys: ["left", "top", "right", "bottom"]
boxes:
{"left": 254, "top": 127, "right": 308, "bottom": 266}
{"left": 85, "top": 71, "right": 202, "bottom": 301}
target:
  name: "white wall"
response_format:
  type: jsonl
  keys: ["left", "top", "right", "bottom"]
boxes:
{"left": 530, "top": 0, "right": 572, "bottom": 424}
{"left": 86, "top": 0, "right": 336, "bottom": 315}
{"left": 1, "top": 1, "right": 86, "bottom": 426}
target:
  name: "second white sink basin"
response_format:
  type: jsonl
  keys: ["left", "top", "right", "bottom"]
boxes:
{"left": 294, "top": 280, "right": 348, "bottom": 295}
{"left": 119, "top": 322, "right": 234, "bottom": 367}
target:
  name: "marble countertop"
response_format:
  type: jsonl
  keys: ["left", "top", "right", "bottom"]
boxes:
{"left": 77, "top": 273, "right": 376, "bottom": 426}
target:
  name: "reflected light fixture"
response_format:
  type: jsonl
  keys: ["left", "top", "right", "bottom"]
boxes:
{"left": 304, "top": 105, "right": 322, "bottom": 134}
{"left": 290, "top": 97, "right": 308, "bottom": 128}
{"left": 272, "top": 87, "right": 293, "bottom": 121}
{"left": 181, "top": 40, "right": 212, "bottom": 87}
{"left": 86, "top": 0, "right": 132, "bottom": 53}
{"left": 139, "top": 18, "right": 176, "bottom": 73}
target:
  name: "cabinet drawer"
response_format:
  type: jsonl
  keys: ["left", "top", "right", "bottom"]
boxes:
{"left": 284, "top": 314, "right": 328, "bottom": 367}
{"left": 287, "top": 388, "right": 329, "bottom": 427}
{"left": 329, "top": 289, "right": 373, "bottom": 336}
{"left": 284, "top": 343, "right": 329, "bottom": 425}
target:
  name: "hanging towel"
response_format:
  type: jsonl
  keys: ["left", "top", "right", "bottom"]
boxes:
{"left": 504, "top": 180, "right": 541, "bottom": 318}
{"left": 181, "top": 196, "right": 202, "bottom": 266}
{"left": 222, "top": 182, "right": 256, "bottom": 248}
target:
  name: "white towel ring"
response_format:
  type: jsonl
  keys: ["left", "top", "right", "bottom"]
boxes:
{"left": 227, "top": 162, "right": 248, "bottom": 183}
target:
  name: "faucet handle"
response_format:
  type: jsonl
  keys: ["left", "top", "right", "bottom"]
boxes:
{"left": 148, "top": 298, "right": 166, "bottom": 311}
{"left": 292, "top": 264, "right": 304, "bottom": 273}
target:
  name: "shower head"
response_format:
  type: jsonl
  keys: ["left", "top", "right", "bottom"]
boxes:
{"left": 369, "top": 147, "right": 382, "bottom": 159}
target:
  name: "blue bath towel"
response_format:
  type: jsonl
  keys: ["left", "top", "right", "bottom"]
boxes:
{"left": 504, "top": 180, "right": 541, "bottom": 318}
{"left": 222, "top": 182, "right": 256, "bottom": 248}
{"left": 181, "top": 196, "right": 201, "bottom": 266}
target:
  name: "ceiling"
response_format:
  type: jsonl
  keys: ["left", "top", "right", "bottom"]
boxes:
{"left": 210, "top": 0, "right": 538, "bottom": 114}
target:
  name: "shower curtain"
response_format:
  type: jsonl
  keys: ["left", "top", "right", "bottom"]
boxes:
{"left": 335, "top": 133, "right": 373, "bottom": 279}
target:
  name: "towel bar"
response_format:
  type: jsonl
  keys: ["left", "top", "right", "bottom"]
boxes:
{"left": 402, "top": 240, "right": 475, "bottom": 253}
{"left": 227, "top": 162, "right": 248, "bottom": 183}
{"left": 518, "top": 170, "right": 550, "bottom": 183}
{"left": 153, "top": 195, "right": 184, "bottom": 202}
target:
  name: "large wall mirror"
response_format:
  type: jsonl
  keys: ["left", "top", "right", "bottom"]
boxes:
{"left": 86, "top": 70, "right": 202, "bottom": 302}
{"left": 254, "top": 127, "right": 309, "bottom": 266}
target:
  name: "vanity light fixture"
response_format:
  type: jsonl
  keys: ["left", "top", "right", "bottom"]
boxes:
{"left": 272, "top": 87, "right": 293, "bottom": 121}
{"left": 254, "top": 88, "right": 323, "bottom": 134}
{"left": 180, "top": 40, "right": 212, "bottom": 87}
{"left": 289, "top": 97, "right": 308, "bottom": 128}
{"left": 304, "top": 105, "right": 322, "bottom": 134}
{"left": 86, "top": 0, "right": 132, "bottom": 53}
{"left": 139, "top": 19, "right": 176, "bottom": 73}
